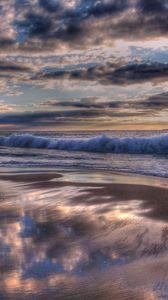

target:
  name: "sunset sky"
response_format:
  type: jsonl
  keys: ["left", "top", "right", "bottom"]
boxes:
{"left": 0, "top": 0, "right": 167, "bottom": 131}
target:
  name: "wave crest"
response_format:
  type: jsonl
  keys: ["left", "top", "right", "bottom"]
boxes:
{"left": 0, "top": 133, "right": 168, "bottom": 155}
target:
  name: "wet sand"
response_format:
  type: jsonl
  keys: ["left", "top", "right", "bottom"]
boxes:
{"left": 0, "top": 170, "right": 168, "bottom": 299}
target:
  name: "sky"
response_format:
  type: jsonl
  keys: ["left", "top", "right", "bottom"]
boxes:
{"left": 0, "top": 0, "right": 167, "bottom": 131}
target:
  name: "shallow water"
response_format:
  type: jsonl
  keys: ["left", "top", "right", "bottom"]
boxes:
{"left": 0, "top": 171, "right": 168, "bottom": 299}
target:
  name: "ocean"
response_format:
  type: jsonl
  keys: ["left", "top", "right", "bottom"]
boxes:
{"left": 0, "top": 130, "right": 167, "bottom": 177}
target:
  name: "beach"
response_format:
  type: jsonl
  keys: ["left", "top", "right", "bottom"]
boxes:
{"left": 0, "top": 0, "right": 167, "bottom": 298}
{"left": 0, "top": 170, "right": 168, "bottom": 299}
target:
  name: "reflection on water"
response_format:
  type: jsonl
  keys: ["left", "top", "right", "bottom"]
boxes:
{"left": 0, "top": 171, "right": 168, "bottom": 299}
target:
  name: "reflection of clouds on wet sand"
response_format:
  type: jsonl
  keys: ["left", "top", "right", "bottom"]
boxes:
{"left": 0, "top": 172, "right": 168, "bottom": 299}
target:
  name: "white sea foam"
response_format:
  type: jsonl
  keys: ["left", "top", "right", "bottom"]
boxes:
{"left": 0, "top": 133, "right": 168, "bottom": 155}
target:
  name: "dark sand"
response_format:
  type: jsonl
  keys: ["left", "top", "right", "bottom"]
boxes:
{"left": 0, "top": 170, "right": 168, "bottom": 299}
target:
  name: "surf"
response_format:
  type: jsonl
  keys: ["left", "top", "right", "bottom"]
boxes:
{"left": 0, "top": 133, "right": 168, "bottom": 155}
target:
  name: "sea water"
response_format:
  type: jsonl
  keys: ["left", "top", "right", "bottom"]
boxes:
{"left": 0, "top": 130, "right": 167, "bottom": 177}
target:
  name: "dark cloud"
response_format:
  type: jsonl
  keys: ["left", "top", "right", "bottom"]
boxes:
{"left": 0, "top": 0, "right": 167, "bottom": 54}
{"left": 39, "top": 97, "right": 120, "bottom": 109}
{"left": 38, "top": 0, "right": 129, "bottom": 19}
{"left": 138, "top": 0, "right": 167, "bottom": 14}
{"left": 0, "top": 91, "right": 166, "bottom": 129}
{"left": 0, "top": 108, "right": 146, "bottom": 128}
{"left": 0, "top": 61, "right": 30, "bottom": 73}
{"left": 0, "top": 38, "right": 15, "bottom": 48}
{"left": 137, "top": 92, "right": 168, "bottom": 109}
{"left": 87, "top": 0, "right": 129, "bottom": 17}
{"left": 0, "top": 0, "right": 167, "bottom": 130}
{"left": 17, "top": 12, "right": 53, "bottom": 37}
{"left": 34, "top": 62, "right": 168, "bottom": 85}
{"left": 0, "top": 110, "right": 101, "bottom": 126}
{"left": 38, "top": 0, "right": 61, "bottom": 13}
{"left": 43, "top": 93, "right": 168, "bottom": 111}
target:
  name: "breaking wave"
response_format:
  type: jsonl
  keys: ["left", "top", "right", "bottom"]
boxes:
{"left": 0, "top": 133, "right": 168, "bottom": 155}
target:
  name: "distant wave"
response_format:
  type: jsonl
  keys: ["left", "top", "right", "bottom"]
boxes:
{"left": 0, "top": 133, "right": 168, "bottom": 155}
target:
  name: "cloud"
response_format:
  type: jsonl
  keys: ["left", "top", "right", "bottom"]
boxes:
{"left": 0, "top": 90, "right": 166, "bottom": 129}
{"left": 0, "top": 100, "right": 16, "bottom": 112}
{"left": 137, "top": 92, "right": 168, "bottom": 109}
{"left": 0, "top": 0, "right": 167, "bottom": 55}
{"left": 37, "top": 92, "right": 168, "bottom": 119}
{"left": 0, "top": 106, "right": 147, "bottom": 129}
{"left": 38, "top": 0, "right": 62, "bottom": 13}
{"left": 130, "top": 46, "right": 168, "bottom": 63}
{"left": 34, "top": 62, "right": 168, "bottom": 86}
{"left": 138, "top": 0, "right": 167, "bottom": 14}
{"left": 0, "top": 61, "right": 30, "bottom": 73}
{"left": 39, "top": 96, "right": 120, "bottom": 109}
{"left": 0, "top": 110, "right": 102, "bottom": 126}
{"left": 0, "top": 61, "right": 32, "bottom": 94}
{"left": 0, "top": 0, "right": 166, "bottom": 130}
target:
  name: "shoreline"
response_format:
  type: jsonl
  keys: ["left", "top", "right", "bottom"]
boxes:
{"left": 0, "top": 167, "right": 168, "bottom": 187}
